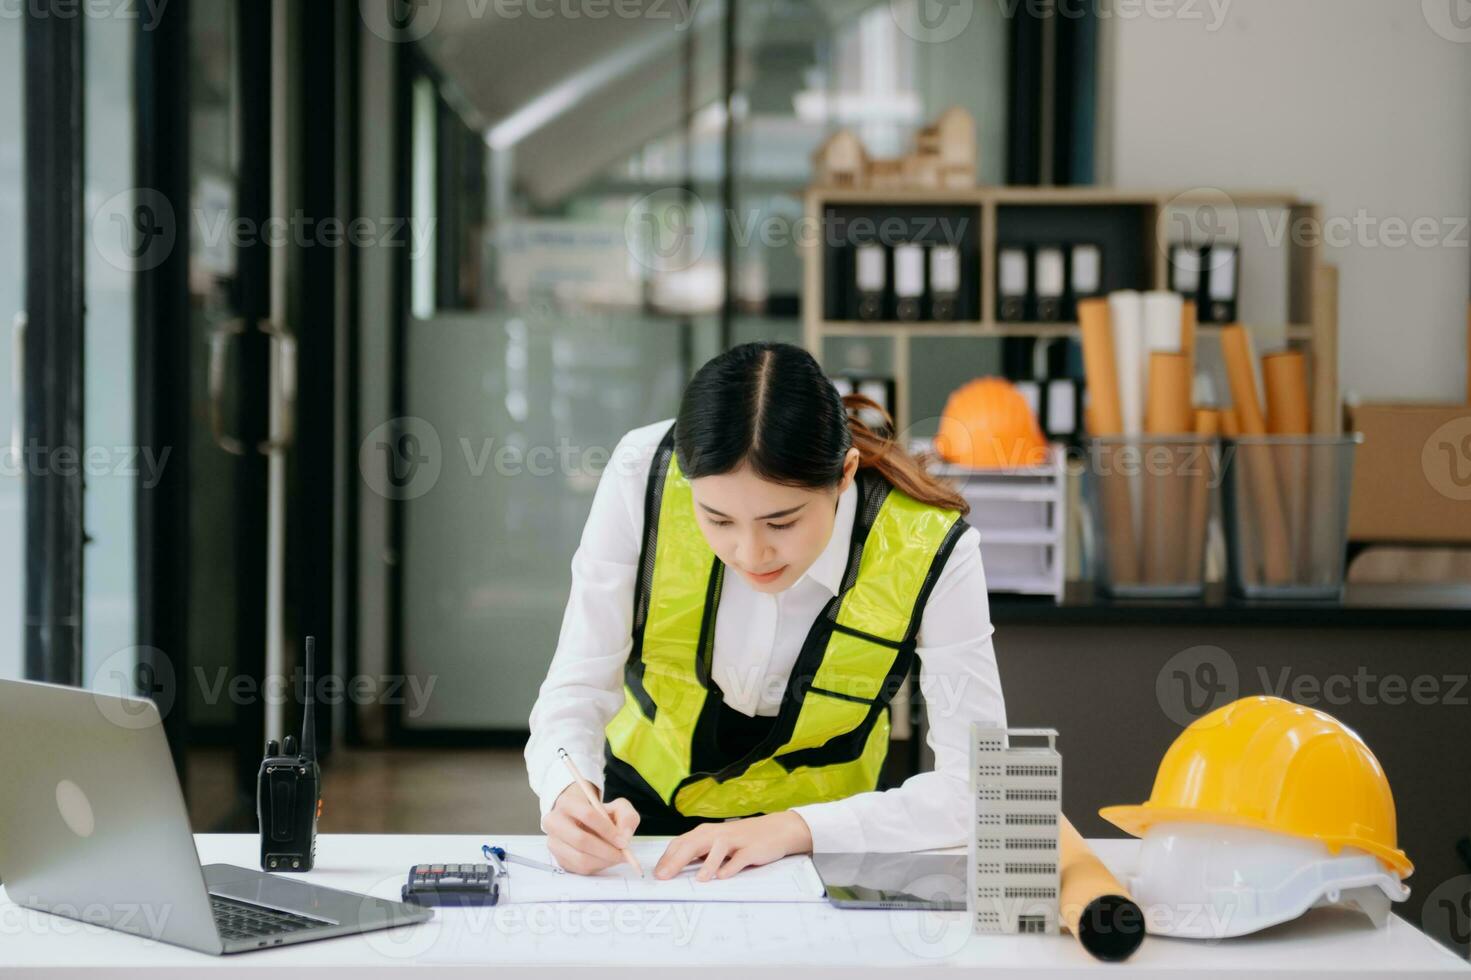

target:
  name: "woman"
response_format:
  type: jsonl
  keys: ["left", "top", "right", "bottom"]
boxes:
{"left": 525, "top": 342, "right": 1006, "bottom": 881}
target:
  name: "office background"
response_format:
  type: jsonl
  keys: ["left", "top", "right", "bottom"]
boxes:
{"left": 0, "top": 0, "right": 1469, "bottom": 947}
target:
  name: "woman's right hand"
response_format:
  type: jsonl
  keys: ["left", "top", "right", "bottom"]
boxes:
{"left": 544, "top": 783, "right": 641, "bottom": 875}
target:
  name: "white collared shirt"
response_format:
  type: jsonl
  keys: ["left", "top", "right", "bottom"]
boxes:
{"left": 524, "top": 419, "right": 1008, "bottom": 853}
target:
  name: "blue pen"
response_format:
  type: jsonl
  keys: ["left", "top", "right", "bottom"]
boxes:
{"left": 483, "top": 844, "right": 564, "bottom": 875}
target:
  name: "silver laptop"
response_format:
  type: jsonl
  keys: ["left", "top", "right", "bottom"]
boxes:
{"left": 0, "top": 678, "right": 433, "bottom": 955}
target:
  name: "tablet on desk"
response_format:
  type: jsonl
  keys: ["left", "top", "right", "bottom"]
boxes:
{"left": 813, "top": 852, "right": 968, "bottom": 911}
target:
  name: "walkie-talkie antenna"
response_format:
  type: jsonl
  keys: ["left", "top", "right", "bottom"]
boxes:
{"left": 300, "top": 635, "right": 317, "bottom": 761}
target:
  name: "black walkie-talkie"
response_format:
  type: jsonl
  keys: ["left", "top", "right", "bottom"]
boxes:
{"left": 257, "top": 636, "right": 321, "bottom": 872}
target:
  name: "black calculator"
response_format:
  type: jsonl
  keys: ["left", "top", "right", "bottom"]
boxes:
{"left": 402, "top": 863, "right": 502, "bottom": 907}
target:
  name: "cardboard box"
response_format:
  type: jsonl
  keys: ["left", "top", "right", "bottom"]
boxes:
{"left": 1348, "top": 404, "right": 1471, "bottom": 543}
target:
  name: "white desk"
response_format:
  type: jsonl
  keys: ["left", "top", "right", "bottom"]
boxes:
{"left": 2, "top": 834, "right": 1467, "bottom": 977}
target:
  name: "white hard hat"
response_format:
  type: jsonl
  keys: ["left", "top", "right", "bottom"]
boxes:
{"left": 1124, "top": 821, "right": 1410, "bottom": 940}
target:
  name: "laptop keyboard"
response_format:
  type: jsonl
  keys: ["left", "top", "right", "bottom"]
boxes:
{"left": 211, "top": 895, "right": 329, "bottom": 943}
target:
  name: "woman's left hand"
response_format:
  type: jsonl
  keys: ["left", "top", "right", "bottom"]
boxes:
{"left": 653, "top": 811, "right": 813, "bottom": 881}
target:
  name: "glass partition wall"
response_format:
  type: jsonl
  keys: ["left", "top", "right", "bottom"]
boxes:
{"left": 82, "top": 7, "right": 140, "bottom": 697}
{"left": 0, "top": 11, "right": 140, "bottom": 686}
{"left": 394, "top": 0, "right": 1012, "bottom": 734}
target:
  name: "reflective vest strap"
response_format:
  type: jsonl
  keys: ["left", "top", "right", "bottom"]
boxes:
{"left": 828, "top": 620, "right": 903, "bottom": 648}
{"left": 836, "top": 489, "right": 961, "bottom": 642}
{"left": 641, "top": 450, "right": 713, "bottom": 679}
{"left": 806, "top": 489, "right": 961, "bottom": 703}
{"left": 609, "top": 425, "right": 714, "bottom": 802}
{"left": 622, "top": 428, "right": 674, "bottom": 719}
{"left": 605, "top": 686, "right": 691, "bottom": 803}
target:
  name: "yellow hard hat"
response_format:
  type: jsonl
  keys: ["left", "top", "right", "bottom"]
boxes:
{"left": 1100, "top": 696, "right": 1412, "bottom": 879}
{"left": 934, "top": 378, "right": 1048, "bottom": 469}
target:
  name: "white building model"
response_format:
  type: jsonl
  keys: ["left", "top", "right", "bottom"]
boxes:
{"left": 971, "top": 726, "right": 1062, "bottom": 936}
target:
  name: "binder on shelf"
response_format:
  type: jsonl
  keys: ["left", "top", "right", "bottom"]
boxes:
{"left": 854, "top": 243, "right": 887, "bottom": 321}
{"left": 893, "top": 243, "right": 925, "bottom": 322}
{"left": 998, "top": 246, "right": 1030, "bottom": 322}
{"left": 1045, "top": 378, "right": 1080, "bottom": 437}
{"left": 1169, "top": 244, "right": 1203, "bottom": 306}
{"left": 929, "top": 244, "right": 962, "bottom": 321}
{"left": 1034, "top": 246, "right": 1067, "bottom": 322}
{"left": 1204, "top": 244, "right": 1239, "bottom": 324}
{"left": 1068, "top": 243, "right": 1103, "bottom": 317}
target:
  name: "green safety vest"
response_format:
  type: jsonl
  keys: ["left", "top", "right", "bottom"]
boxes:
{"left": 604, "top": 425, "right": 967, "bottom": 819}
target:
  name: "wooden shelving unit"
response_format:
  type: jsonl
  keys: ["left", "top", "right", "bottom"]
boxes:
{"left": 801, "top": 186, "right": 1339, "bottom": 435}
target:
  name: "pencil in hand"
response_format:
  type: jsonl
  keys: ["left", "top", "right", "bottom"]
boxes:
{"left": 558, "top": 748, "right": 644, "bottom": 877}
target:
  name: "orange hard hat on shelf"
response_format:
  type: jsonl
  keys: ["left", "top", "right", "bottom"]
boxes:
{"left": 935, "top": 378, "right": 1048, "bottom": 469}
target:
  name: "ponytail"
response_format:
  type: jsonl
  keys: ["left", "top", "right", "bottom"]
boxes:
{"left": 842, "top": 393, "right": 970, "bottom": 516}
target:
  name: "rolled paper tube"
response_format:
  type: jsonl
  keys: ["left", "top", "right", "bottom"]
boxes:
{"left": 1264, "top": 350, "right": 1313, "bottom": 581}
{"left": 1220, "top": 326, "right": 1268, "bottom": 434}
{"left": 1079, "top": 298, "right": 1139, "bottom": 586}
{"left": 1078, "top": 299, "right": 1123, "bottom": 436}
{"left": 1140, "top": 452, "right": 1165, "bottom": 584}
{"left": 1180, "top": 300, "right": 1198, "bottom": 373}
{"left": 1217, "top": 408, "right": 1256, "bottom": 579}
{"left": 1143, "top": 352, "right": 1194, "bottom": 583}
{"left": 1060, "top": 816, "right": 1145, "bottom": 962}
{"left": 1263, "top": 350, "right": 1311, "bottom": 434}
{"left": 1221, "top": 408, "right": 1242, "bottom": 438}
{"left": 1110, "top": 293, "right": 1147, "bottom": 557}
{"left": 1144, "top": 352, "right": 1194, "bottom": 435}
{"left": 1183, "top": 409, "right": 1221, "bottom": 581}
{"left": 1220, "top": 326, "right": 1293, "bottom": 583}
{"left": 1109, "top": 291, "right": 1146, "bottom": 439}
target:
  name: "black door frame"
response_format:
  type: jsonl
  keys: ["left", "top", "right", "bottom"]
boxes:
{"left": 384, "top": 38, "right": 414, "bottom": 744}
{"left": 134, "top": 0, "right": 194, "bottom": 777}
{"left": 337, "top": 0, "right": 363, "bottom": 748}
{"left": 227, "top": 0, "right": 274, "bottom": 812}
{"left": 22, "top": 1, "right": 87, "bottom": 688}
{"left": 288, "top": 0, "right": 347, "bottom": 763}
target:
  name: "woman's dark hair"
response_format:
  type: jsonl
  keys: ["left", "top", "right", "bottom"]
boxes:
{"left": 674, "top": 342, "right": 968, "bottom": 515}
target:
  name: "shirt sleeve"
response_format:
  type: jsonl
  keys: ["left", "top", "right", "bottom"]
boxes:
{"left": 523, "top": 427, "right": 659, "bottom": 826}
{"left": 791, "top": 525, "right": 1006, "bottom": 852}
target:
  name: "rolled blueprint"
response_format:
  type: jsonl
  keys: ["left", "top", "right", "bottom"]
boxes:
{"left": 1184, "top": 409, "right": 1221, "bottom": 580}
{"left": 1143, "top": 352, "right": 1194, "bottom": 582}
{"left": 1221, "top": 326, "right": 1292, "bottom": 583}
{"left": 1080, "top": 299, "right": 1138, "bottom": 586}
{"left": 1109, "top": 291, "right": 1145, "bottom": 438}
{"left": 1060, "top": 816, "right": 1145, "bottom": 962}
{"left": 1264, "top": 350, "right": 1313, "bottom": 580}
